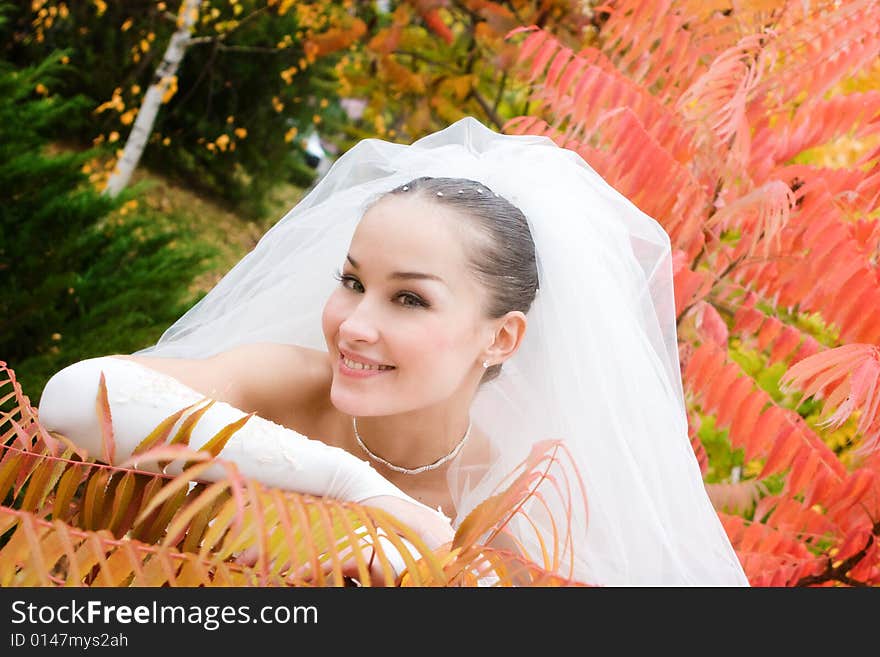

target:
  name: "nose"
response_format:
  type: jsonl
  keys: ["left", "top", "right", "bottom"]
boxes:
{"left": 338, "top": 297, "right": 381, "bottom": 344}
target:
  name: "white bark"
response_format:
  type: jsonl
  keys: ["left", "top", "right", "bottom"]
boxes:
{"left": 104, "top": 0, "right": 201, "bottom": 197}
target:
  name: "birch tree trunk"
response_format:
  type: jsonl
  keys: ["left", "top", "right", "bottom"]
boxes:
{"left": 104, "top": 0, "right": 200, "bottom": 197}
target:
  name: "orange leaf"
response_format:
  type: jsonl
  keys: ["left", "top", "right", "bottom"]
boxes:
{"left": 95, "top": 372, "right": 115, "bottom": 465}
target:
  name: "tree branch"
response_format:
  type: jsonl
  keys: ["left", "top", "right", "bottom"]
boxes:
{"left": 492, "top": 71, "right": 508, "bottom": 118}
{"left": 396, "top": 50, "right": 455, "bottom": 72}
{"left": 469, "top": 88, "right": 503, "bottom": 130}
{"left": 795, "top": 520, "right": 879, "bottom": 587}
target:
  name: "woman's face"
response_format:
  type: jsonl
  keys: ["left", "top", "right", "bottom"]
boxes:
{"left": 321, "top": 193, "right": 491, "bottom": 417}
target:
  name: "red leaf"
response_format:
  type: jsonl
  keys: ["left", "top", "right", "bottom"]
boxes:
{"left": 703, "top": 363, "right": 740, "bottom": 416}
{"left": 695, "top": 301, "right": 728, "bottom": 346}
{"left": 786, "top": 449, "right": 821, "bottom": 498}
{"left": 746, "top": 405, "right": 788, "bottom": 463}
{"left": 514, "top": 28, "right": 549, "bottom": 65}
{"left": 422, "top": 9, "right": 453, "bottom": 45}
{"left": 733, "top": 305, "right": 765, "bottom": 335}
{"left": 684, "top": 342, "right": 725, "bottom": 399}
{"left": 758, "top": 423, "right": 799, "bottom": 478}
{"left": 543, "top": 46, "right": 573, "bottom": 89}
{"left": 769, "top": 326, "right": 804, "bottom": 365}
{"left": 789, "top": 335, "right": 821, "bottom": 365}
{"left": 827, "top": 469, "right": 877, "bottom": 517}
{"left": 730, "top": 389, "right": 768, "bottom": 453}
{"left": 716, "top": 376, "right": 755, "bottom": 435}
{"left": 504, "top": 24, "right": 539, "bottom": 40}
{"left": 528, "top": 39, "right": 561, "bottom": 83}
{"left": 756, "top": 317, "right": 784, "bottom": 352}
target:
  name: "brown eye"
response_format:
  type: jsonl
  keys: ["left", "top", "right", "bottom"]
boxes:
{"left": 333, "top": 270, "right": 363, "bottom": 292}
{"left": 397, "top": 293, "right": 427, "bottom": 308}
{"left": 334, "top": 270, "right": 428, "bottom": 309}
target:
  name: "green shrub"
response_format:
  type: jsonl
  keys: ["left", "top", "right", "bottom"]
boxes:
{"left": 0, "top": 53, "right": 215, "bottom": 404}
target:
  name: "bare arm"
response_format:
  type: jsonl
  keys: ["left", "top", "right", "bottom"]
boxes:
{"left": 107, "top": 342, "right": 333, "bottom": 435}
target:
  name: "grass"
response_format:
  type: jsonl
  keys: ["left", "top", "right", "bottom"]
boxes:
{"left": 124, "top": 167, "right": 308, "bottom": 296}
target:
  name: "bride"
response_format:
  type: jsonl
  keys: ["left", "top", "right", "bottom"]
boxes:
{"left": 38, "top": 117, "right": 749, "bottom": 586}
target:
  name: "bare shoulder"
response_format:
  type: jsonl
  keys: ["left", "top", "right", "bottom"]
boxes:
{"left": 219, "top": 343, "right": 332, "bottom": 429}
{"left": 111, "top": 343, "right": 332, "bottom": 431}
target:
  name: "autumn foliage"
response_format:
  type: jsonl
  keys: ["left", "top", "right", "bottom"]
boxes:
{"left": 504, "top": 0, "right": 880, "bottom": 585}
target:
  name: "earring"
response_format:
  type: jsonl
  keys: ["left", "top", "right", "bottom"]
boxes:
{"left": 482, "top": 360, "right": 490, "bottom": 369}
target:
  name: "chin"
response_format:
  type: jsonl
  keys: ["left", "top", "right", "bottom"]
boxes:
{"left": 329, "top": 384, "right": 385, "bottom": 417}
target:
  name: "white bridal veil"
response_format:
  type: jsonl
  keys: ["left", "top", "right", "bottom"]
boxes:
{"left": 134, "top": 117, "right": 749, "bottom": 586}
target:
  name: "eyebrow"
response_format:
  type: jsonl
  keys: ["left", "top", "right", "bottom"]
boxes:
{"left": 346, "top": 254, "right": 447, "bottom": 284}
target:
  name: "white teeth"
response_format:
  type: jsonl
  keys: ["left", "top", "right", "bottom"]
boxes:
{"left": 343, "top": 357, "right": 393, "bottom": 371}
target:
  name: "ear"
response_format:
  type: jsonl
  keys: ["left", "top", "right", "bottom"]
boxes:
{"left": 483, "top": 311, "right": 527, "bottom": 366}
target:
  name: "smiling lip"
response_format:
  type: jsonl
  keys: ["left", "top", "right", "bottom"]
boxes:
{"left": 338, "top": 351, "right": 396, "bottom": 379}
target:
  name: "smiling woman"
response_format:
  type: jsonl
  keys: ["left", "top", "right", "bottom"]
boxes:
{"left": 37, "top": 117, "right": 749, "bottom": 586}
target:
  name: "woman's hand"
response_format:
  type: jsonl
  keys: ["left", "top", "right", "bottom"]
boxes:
{"left": 358, "top": 494, "right": 455, "bottom": 550}
{"left": 293, "top": 496, "right": 455, "bottom": 586}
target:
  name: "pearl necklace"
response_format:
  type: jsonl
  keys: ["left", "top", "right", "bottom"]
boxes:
{"left": 352, "top": 417, "right": 472, "bottom": 475}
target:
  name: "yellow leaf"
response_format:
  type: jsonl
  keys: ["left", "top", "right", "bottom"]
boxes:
{"left": 140, "top": 39, "right": 150, "bottom": 53}
{"left": 280, "top": 66, "right": 298, "bottom": 84}
{"left": 216, "top": 134, "right": 230, "bottom": 151}
{"left": 131, "top": 84, "right": 140, "bottom": 95}
{"left": 234, "top": 127, "right": 247, "bottom": 138}
{"left": 161, "top": 76, "right": 178, "bottom": 104}
{"left": 121, "top": 18, "right": 132, "bottom": 32}
{"left": 108, "top": 131, "right": 119, "bottom": 143}
{"left": 35, "top": 83, "right": 48, "bottom": 96}
{"left": 284, "top": 126, "right": 298, "bottom": 142}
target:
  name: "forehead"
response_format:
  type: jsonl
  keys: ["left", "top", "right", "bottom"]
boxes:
{"left": 351, "top": 194, "right": 475, "bottom": 273}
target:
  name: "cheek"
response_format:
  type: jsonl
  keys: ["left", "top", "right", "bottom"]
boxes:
{"left": 407, "top": 316, "right": 473, "bottom": 364}
{"left": 321, "top": 293, "right": 346, "bottom": 341}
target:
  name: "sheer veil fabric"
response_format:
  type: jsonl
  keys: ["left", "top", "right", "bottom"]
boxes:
{"left": 134, "top": 117, "right": 749, "bottom": 586}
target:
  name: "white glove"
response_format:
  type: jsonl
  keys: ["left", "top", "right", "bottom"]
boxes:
{"left": 37, "top": 356, "right": 442, "bottom": 513}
